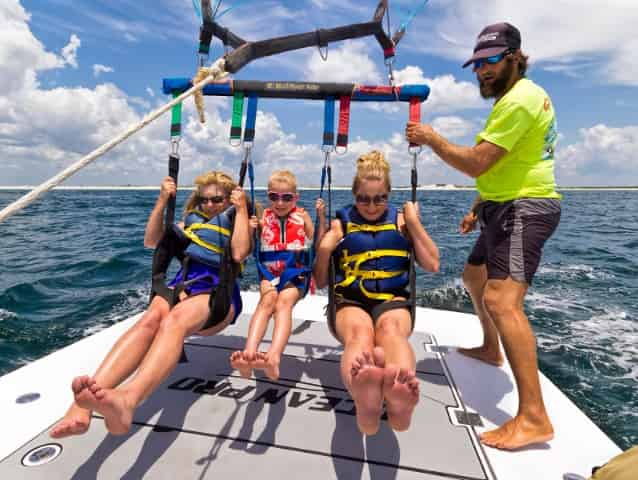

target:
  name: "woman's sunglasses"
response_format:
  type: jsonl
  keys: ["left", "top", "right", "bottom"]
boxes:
{"left": 199, "top": 195, "right": 226, "bottom": 205}
{"left": 355, "top": 193, "right": 388, "bottom": 206}
{"left": 473, "top": 49, "right": 513, "bottom": 70}
{"left": 267, "top": 191, "right": 296, "bottom": 203}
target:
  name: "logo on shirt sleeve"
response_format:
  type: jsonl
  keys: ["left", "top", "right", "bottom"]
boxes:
{"left": 542, "top": 117, "right": 558, "bottom": 161}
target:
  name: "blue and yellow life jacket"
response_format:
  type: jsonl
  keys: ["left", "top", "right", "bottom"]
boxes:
{"left": 179, "top": 208, "right": 233, "bottom": 267}
{"left": 333, "top": 205, "right": 410, "bottom": 301}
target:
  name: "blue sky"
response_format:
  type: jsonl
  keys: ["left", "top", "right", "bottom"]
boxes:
{"left": 2, "top": 0, "right": 637, "bottom": 187}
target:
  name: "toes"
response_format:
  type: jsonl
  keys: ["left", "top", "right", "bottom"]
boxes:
{"left": 72, "top": 375, "right": 89, "bottom": 393}
{"left": 361, "top": 350, "right": 373, "bottom": 365}
{"left": 372, "top": 346, "right": 385, "bottom": 367}
{"left": 383, "top": 365, "right": 399, "bottom": 385}
{"left": 398, "top": 368, "right": 411, "bottom": 383}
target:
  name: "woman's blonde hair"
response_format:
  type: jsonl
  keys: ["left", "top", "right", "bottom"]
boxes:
{"left": 183, "top": 170, "right": 237, "bottom": 215}
{"left": 268, "top": 169, "right": 297, "bottom": 192}
{"left": 351, "top": 150, "right": 391, "bottom": 193}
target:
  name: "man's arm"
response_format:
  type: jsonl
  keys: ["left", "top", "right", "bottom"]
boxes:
{"left": 405, "top": 122, "right": 507, "bottom": 178}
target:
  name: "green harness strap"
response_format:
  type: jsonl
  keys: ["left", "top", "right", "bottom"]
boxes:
{"left": 230, "top": 91, "right": 244, "bottom": 145}
{"left": 170, "top": 92, "right": 182, "bottom": 138}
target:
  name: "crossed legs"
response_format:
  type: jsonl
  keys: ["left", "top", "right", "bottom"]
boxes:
{"left": 51, "top": 294, "right": 233, "bottom": 437}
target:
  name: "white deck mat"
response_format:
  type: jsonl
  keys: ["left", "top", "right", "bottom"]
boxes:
{"left": 0, "top": 315, "right": 493, "bottom": 479}
{"left": 0, "top": 292, "right": 622, "bottom": 479}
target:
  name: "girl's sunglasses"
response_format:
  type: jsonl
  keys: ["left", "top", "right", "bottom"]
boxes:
{"left": 267, "top": 191, "right": 296, "bottom": 202}
{"left": 473, "top": 49, "right": 513, "bottom": 70}
{"left": 355, "top": 193, "right": 388, "bottom": 206}
{"left": 199, "top": 195, "right": 226, "bottom": 204}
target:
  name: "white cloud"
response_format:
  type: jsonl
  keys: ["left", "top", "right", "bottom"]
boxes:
{"left": 0, "top": 1, "right": 63, "bottom": 93}
{"left": 431, "top": 116, "right": 476, "bottom": 139}
{"left": 556, "top": 124, "right": 638, "bottom": 185}
{"left": 305, "top": 40, "right": 382, "bottom": 84}
{"left": 60, "top": 34, "right": 80, "bottom": 69}
{"left": 92, "top": 63, "right": 114, "bottom": 77}
{"left": 401, "top": 0, "right": 638, "bottom": 86}
{"left": 394, "top": 65, "right": 486, "bottom": 114}
{"left": 146, "top": 87, "right": 155, "bottom": 97}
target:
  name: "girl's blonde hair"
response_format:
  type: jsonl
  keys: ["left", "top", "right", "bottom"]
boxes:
{"left": 351, "top": 150, "right": 391, "bottom": 193}
{"left": 183, "top": 171, "right": 237, "bottom": 215}
{"left": 268, "top": 169, "right": 297, "bottom": 192}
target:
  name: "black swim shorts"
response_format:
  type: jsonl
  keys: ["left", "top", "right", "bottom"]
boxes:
{"left": 328, "top": 291, "right": 413, "bottom": 339}
{"left": 467, "top": 198, "right": 560, "bottom": 285}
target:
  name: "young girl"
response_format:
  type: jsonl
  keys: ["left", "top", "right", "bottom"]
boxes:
{"left": 313, "top": 150, "right": 439, "bottom": 436}
{"left": 50, "top": 171, "right": 251, "bottom": 437}
{"left": 231, "top": 170, "right": 325, "bottom": 380}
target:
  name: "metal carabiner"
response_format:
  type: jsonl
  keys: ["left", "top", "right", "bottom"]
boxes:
{"left": 408, "top": 144, "right": 422, "bottom": 157}
{"left": 242, "top": 142, "right": 253, "bottom": 163}
{"left": 171, "top": 137, "right": 181, "bottom": 156}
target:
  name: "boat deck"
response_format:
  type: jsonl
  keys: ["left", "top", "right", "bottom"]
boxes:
{"left": 0, "top": 292, "right": 621, "bottom": 479}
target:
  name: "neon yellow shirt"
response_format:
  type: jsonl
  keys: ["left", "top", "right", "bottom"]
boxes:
{"left": 476, "top": 78, "right": 561, "bottom": 202}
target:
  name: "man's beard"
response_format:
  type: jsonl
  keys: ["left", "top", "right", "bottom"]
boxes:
{"left": 479, "top": 58, "right": 515, "bottom": 99}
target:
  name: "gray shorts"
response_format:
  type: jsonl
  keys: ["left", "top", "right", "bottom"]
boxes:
{"left": 467, "top": 198, "right": 561, "bottom": 285}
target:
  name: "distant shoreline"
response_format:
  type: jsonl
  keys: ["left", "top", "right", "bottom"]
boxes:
{"left": 1, "top": 186, "right": 638, "bottom": 191}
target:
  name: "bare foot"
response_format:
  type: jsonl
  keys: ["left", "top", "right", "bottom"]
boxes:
{"left": 262, "top": 351, "right": 281, "bottom": 380}
{"left": 49, "top": 402, "right": 92, "bottom": 438}
{"left": 230, "top": 350, "right": 253, "bottom": 378}
{"left": 252, "top": 351, "right": 280, "bottom": 380}
{"left": 383, "top": 366, "right": 420, "bottom": 431}
{"left": 458, "top": 345, "right": 504, "bottom": 367}
{"left": 350, "top": 348, "right": 386, "bottom": 435}
{"left": 480, "top": 414, "right": 554, "bottom": 450}
{"left": 76, "top": 380, "right": 135, "bottom": 436}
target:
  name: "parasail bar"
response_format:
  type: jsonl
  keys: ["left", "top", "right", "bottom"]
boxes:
{"left": 163, "top": 78, "right": 429, "bottom": 102}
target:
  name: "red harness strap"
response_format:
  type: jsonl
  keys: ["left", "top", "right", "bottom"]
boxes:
{"left": 336, "top": 95, "right": 352, "bottom": 151}
{"left": 409, "top": 97, "right": 421, "bottom": 149}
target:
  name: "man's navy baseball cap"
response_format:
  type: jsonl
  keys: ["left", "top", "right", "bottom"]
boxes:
{"left": 462, "top": 22, "right": 521, "bottom": 68}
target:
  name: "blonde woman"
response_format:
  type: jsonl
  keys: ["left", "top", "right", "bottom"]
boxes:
{"left": 314, "top": 151, "right": 439, "bottom": 435}
{"left": 50, "top": 171, "right": 251, "bottom": 437}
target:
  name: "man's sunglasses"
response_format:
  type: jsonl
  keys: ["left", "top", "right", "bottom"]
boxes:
{"left": 267, "top": 191, "right": 296, "bottom": 203}
{"left": 199, "top": 195, "right": 226, "bottom": 204}
{"left": 355, "top": 193, "right": 388, "bottom": 206}
{"left": 473, "top": 49, "right": 513, "bottom": 70}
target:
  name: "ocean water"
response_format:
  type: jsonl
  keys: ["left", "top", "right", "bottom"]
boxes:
{"left": 0, "top": 188, "right": 636, "bottom": 450}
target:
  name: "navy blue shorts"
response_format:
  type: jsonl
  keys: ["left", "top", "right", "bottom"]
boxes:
{"left": 467, "top": 198, "right": 561, "bottom": 285}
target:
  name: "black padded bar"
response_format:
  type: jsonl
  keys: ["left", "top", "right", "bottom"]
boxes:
{"left": 224, "top": 21, "right": 384, "bottom": 73}
{"left": 205, "top": 20, "right": 246, "bottom": 49}
{"left": 233, "top": 80, "right": 355, "bottom": 100}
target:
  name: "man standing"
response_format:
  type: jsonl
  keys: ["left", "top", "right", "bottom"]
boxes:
{"left": 406, "top": 23, "right": 560, "bottom": 450}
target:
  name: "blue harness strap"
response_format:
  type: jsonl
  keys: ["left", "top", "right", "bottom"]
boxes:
{"left": 256, "top": 249, "right": 312, "bottom": 295}
{"left": 244, "top": 94, "right": 258, "bottom": 143}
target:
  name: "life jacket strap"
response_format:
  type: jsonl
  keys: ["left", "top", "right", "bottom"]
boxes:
{"left": 182, "top": 228, "right": 228, "bottom": 255}
{"left": 335, "top": 248, "right": 409, "bottom": 300}
{"left": 345, "top": 222, "right": 397, "bottom": 234}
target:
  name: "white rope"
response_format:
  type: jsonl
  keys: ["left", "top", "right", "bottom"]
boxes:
{"left": 0, "top": 57, "right": 227, "bottom": 224}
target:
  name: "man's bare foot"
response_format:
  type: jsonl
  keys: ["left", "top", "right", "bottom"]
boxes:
{"left": 49, "top": 402, "right": 92, "bottom": 438}
{"left": 480, "top": 413, "right": 554, "bottom": 450}
{"left": 382, "top": 366, "right": 420, "bottom": 431}
{"left": 350, "top": 347, "right": 385, "bottom": 435}
{"left": 230, "top": 351, "right": 253, "bottom": 378}
{"left": 458, "top": 345, "right": 504, "bottom": 367}
{"left": 76, "top": 381, "right": 135, "bottom": 436}
{"left": 253, "top": 351, "right": 280, "bottom": 380}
